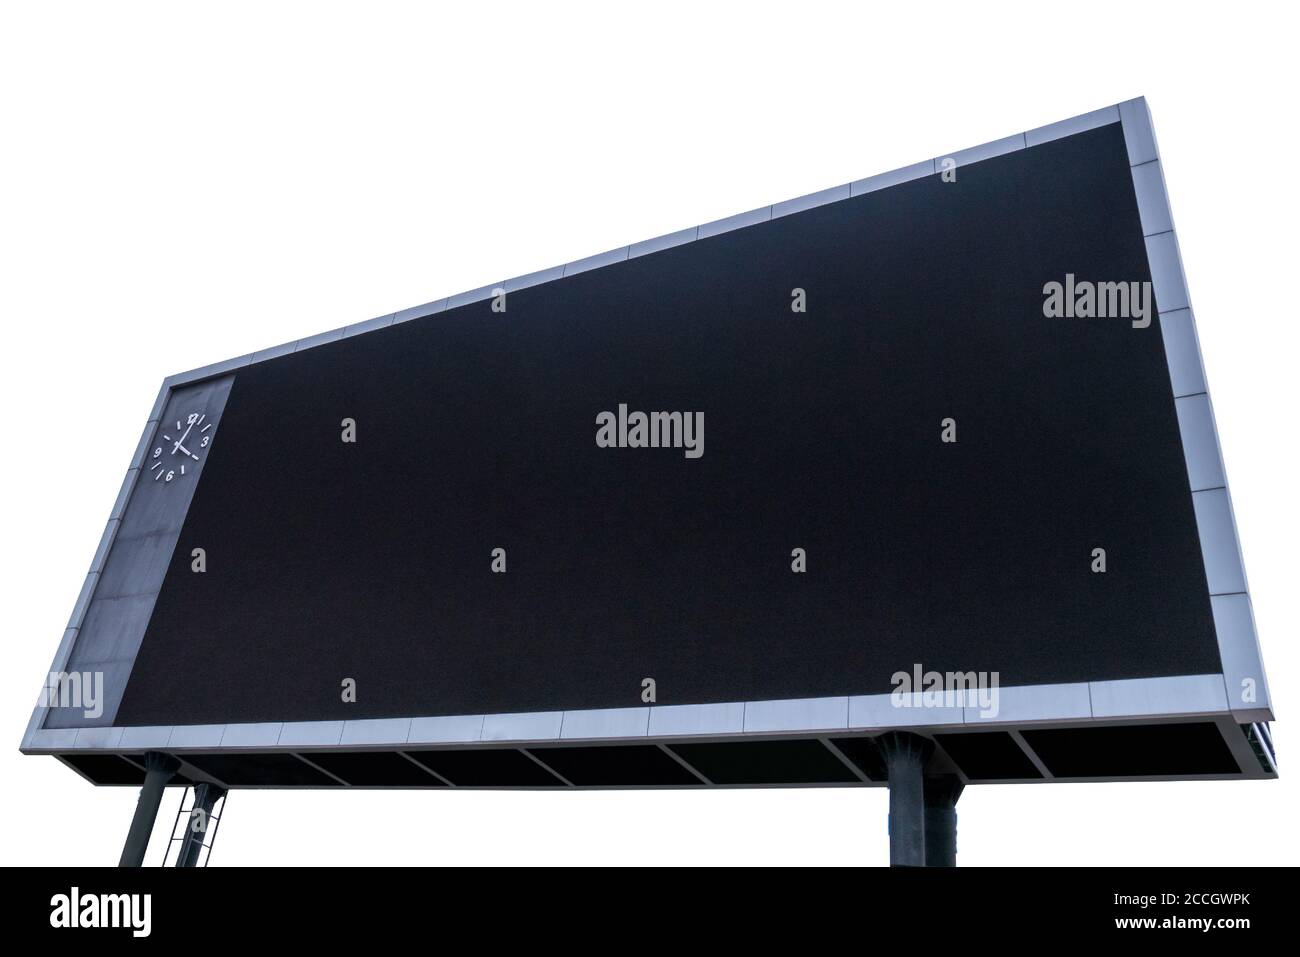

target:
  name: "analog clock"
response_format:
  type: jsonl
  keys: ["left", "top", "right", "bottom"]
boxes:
{"left": 149, "top": 411, "right": 216, "bottom": 484}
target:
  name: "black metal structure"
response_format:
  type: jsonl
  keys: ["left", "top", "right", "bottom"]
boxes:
{"left": 118, "top": 752, "right": 177, "bottom": 868}
{"left": 175, "top": 783, "right": 226, "bottom": 867}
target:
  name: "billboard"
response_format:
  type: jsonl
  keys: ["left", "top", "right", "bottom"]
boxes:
{"left": 23, "top": 99, "right": 1275, "bottom": 794}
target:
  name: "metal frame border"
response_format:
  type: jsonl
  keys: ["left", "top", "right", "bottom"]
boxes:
{"left": 1115, "top": 99, "right": 1271, "bottom": 723}
{"left": 22, "top": 98, "right": 1274, "bottom": 772}
{"left": 47, "top": 710, "right": 1272, "bottom": 789}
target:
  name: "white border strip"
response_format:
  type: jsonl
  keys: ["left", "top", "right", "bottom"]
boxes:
{"left": 1119, "top": 97, "right": 1271, "bottom": 722}
{"left": 25, "top": 674, "right": 1234, "bottom": 754}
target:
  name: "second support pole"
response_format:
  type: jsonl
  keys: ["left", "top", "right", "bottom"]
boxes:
{"left": 878, "top": 732, "right": 933, "bottom": 867}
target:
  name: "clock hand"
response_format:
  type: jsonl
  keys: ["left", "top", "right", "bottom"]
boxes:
{"left": 171, "top": 420, "right": 196, "bottom": 454}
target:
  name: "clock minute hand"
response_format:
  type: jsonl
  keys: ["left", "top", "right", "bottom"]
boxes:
{"left": 171, "top": 420, "right": 196, "bottom": 454}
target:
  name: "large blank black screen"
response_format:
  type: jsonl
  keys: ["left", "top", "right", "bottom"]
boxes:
{"left": 115, "top": 122, "right": 1220, "bottom": 726}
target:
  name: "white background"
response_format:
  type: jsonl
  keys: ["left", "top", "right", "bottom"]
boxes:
{"left": 0, "top": 2, "right": 1294, "bottom": 866}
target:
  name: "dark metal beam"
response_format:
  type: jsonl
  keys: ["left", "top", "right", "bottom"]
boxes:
{"left": 175, "top": 782, "right": 226, "bottom": 867}
{"left": 877, "top": 732, "right": 932, "bottom": 867}
{"left": 119, "top": 751, "right": 178, "bottom": 867}
{"left": 657, "top": 744, "right": 712, "bottom": 784}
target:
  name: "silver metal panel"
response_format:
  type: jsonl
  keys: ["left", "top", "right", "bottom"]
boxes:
{"left": 167, "top": 724, "right": 226, "bottom": 748}
{"left": 1131, "top": 160, "right": 1174, "bottom": 236}
{"left": 1089, "top": 674, "right": 1228, "bottom": 718}
{"left": 294, "top": 328, "right": 346, "bottom": 352}
{"left": 772, "top": 184, "right": 850, "bottom": 219}
{"left": 563, "top": 246, "right": 629, "bottom": 277}
{"left": 1175, "top": 394, "right": 1226, "bottom": 491}
{"left": 119, "top": 484, "right": 185, "bottom": 539}
{"left": 1024, "top": 105, "right": 1120, "bottom": 147}
{"left": 647, "top": 702, "right": 745, "bottom": 737}
{"left": 1119, "top": 97, "right": 1159, "bottom": 165}
{"left": 109, "top": 471, "right": 140, "bottom": 522}
{"left": 849, "top": 693, "right": 964, "bottom": 730}
{"left": 164, "top": 353, "right": 252, "bottom": 388}
{"left": 1158, "top": 309, "right": 1208, "bottom": 398}
{"left": 65, "top": 573, "right": 99, "bottom": 630}
{"left": 145, "top": 384, "right": 169, "bottom": 423}
{"left": 64, "top": 594, "right": 158, "bottom": 669}
{"left": 250, "top": 340, "right": 298, "bottom": 364}
{"left": 278, "top": 721, "right": 346, "bottom": 747}
{"left": 446, "top": 284, "right": 499, "bottom": 310}
{"left": 30, "top": 729, "right": 79, "bottom": 750}
{"left": 502, "top": 266, "right": 565, "bottom": 292}
{"left": 87, "top": 661, "right": 134, "bottom": 729}
{"left": 25, "top": 626, "right": 84, "bottom": 750}
{"left": 408, "top": 714, "right": 485, "bottom": 744}
{"left": 49, "top": 627, "right": 81, "bottom": 672}
{"left": 74, "top": 726, "right": 124, "bottom": 749}
{"left": 481, "top": 711, "right": 564, "bottom": 743}
{"left": 127, "top": 419, "right": 154, "bottom": 471}
{"left": 343, "top": 313, "right": 395, "bottom": 337}
{"left": 560, "top": 707, "right": 649, "bottom": 740}
{"left": 1144, "top": 230, "right": 1190, "bottom": 313}
{"left": 88, "top": 520, "right": 121, "bottom": 574}
{"left": 41, "top": 628, "right": 128, "bottom": 728}
{"left": 1212, "top": 593, "right": 1273, "bottom": 720}
{"left": 962, "top": 682, "right": 1092, "bottom": 725}
{"left": 697, "top": 206, "right": 772, "bottom": 240}
{"left": 850, "top": 159, "right": 934, "bottom": 196}
{"left": 218, "top": 722, "right": 283, "bottom": 747}
{"left": 1192, "top": 487, "right": 1249, "bottom": 595}
{"left": 941, "top": 133, "right": 1026, "bottom": 169}
{"left": 393, "top": 299, "right": 448, "bottom": 324}
{"left": 120, "top": 725, "right": 174, "bottom": 749}
{"left": 743, "top": 697, "right": 847, "bottom": 733}
{"left": 53, "top": 534, "right": 192, "bottom": 726}
{"left": 628, "top": 227, "right": 697, "bottom": 259}
{"left": 338, "top": 718, "right": 412, "bottom": 746}
{"left": 95, "top": 533, "right": 180, "bottom": 599}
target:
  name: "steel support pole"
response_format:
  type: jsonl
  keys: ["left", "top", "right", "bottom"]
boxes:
{"left": 176, "top": 783, "right": 226, "bottom": 867}
{"left": 878, "top": 732, "right": 933, "bottom": 867}
{"left": 119, "top": 751, "right": 178, "bottom": 868}
{"left": 923, "top": 775, "right": 964, "bottom": 867}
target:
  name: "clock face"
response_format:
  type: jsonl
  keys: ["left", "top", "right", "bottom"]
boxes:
{"left": 149, "top": 411, "right": 216, "bottom": 484}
